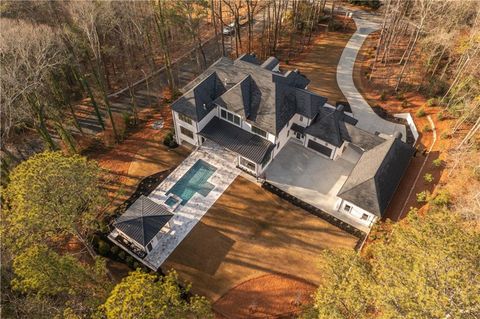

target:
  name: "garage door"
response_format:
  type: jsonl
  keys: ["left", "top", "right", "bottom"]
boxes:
{"left": 307, "top": 140, "right": 332, "bottom": 157}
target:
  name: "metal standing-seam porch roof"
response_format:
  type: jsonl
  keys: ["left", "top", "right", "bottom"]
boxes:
{"left": 199, "top": 117, "right": 274, "bottom": 164}
{"left": 113, "top": 195, "right": 173, "bottom": 248}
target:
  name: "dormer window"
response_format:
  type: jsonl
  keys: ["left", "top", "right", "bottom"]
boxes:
{"left": 251, "top": 125, "right": 268, "bottom": 138}
{"left": 220, "top": 108, "right": 241, "bottom": 126}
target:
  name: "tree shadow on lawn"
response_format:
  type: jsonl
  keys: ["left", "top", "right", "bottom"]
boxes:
{"left": 166, "top": 221, "right": 235, "bottom": 276}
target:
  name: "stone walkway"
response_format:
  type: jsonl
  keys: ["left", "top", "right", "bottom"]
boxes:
{"left": 144, "top": 141, "right": 240, "bottom": 270}
{"left": 336, "top": 15, "right": 406, "bottom": 140}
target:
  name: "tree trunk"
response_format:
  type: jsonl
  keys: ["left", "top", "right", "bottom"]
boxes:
{"left": 80, "top": 76, "right": 105, "bottom": 130}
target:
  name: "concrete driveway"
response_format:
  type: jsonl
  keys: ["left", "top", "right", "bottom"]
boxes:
{"left": 264, "top": 141, "right": 369, "bottom": 232}
{"left": 336, "top": 15, "right": 406, "bottom": 140}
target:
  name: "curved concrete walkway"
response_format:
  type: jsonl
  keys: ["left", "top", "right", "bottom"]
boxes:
{"left": 337, "top": 15, "right": 406, "bottom": 140}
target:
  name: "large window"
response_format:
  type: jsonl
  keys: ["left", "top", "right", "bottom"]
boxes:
{"left": 178, "top": 113, "right": 192, "bottom": 125}
{"left": 220, "top": 108, "right": 241, "bottom": 126}
{"left": 180, "top": 126, "right": 194, "bottom": 139}
{"left": 251, "top": 125, "right": 268, "bottom": 138}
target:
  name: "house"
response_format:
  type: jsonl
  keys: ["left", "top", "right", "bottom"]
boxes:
{"left": 171, "top": 54, "right": 413, "bottom": 231}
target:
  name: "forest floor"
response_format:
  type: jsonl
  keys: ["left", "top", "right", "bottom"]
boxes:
{"left": 352, "top": 30, "right": 455, "bottom": 221}
{"left": 286, "top": 17, "right": 356, "bottom": 104}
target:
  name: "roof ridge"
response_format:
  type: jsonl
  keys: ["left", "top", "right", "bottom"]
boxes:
{"left": 338, "top": 177, "right": 381, "bottom": 214}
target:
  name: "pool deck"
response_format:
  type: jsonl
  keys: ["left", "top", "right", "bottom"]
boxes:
{"left": 144, "top": 141, "right": 240, "bottom": 270}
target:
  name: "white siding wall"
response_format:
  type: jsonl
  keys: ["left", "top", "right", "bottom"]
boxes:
{"left": 198, "top": 108, "right": 217, "bottom": 131}
{"left": 272, "top": 120, "right": 292, "bottom": 157}
{"left": 173, "top": 108, "right": 217, "bottom": 146}
{"left": 291, "top": 113, "right": 311, "bottom": 127}
{"left": 335, "top": 198, "right": 377, "bottom": 227}
{"left": 173, "top": 111, "right": 198, "bottom": 146}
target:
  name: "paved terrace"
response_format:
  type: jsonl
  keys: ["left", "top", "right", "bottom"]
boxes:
{"left": 265, "top": 140, "right": 370, "bottom": 233}
{"left": 143, "top": 141, "right": 240, "bottom": 270}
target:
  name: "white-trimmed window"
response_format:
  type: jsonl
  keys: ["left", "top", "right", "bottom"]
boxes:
{"left": 343, "top": 204, "right": 352, "bottom": 212}
{"left": 178, "top": 113, "right": 192, "bottom": 125}
{"left": 251, "top": 125, "right": 268, "bottom": 138}
{"left": 220, "top": 108, "right": 241, "bottom": 126}
{"left": 361, "top": 213, "right": 369, "bottom": 221}
{"left": 180, "top": 126, "right": 194, "bottom": 139}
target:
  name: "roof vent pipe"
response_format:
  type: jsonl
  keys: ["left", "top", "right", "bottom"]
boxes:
{"left": 336, "top": 104, "right": 345, "bottom": 112}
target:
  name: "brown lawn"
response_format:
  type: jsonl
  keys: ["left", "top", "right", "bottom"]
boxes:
{"left": 162, "top": 176, "right": 358, "bottom": 304}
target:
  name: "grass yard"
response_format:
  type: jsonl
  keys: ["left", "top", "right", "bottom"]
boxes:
{"left": 162, "top": 176, "right": 358, "bottom": 313}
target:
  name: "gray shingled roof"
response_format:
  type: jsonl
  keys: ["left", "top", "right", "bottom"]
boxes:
{"left": 304, "top": 107, "right": 358, "bottom": 147}
{"left": 261, "top": 56, "right": 279, "bottom": 70}
{"left": 114, "top": 195, "right": 173, "bottom": 247}
{"left": 295, "top": 89, "right": 328, "bottom": 119}
{"left": 172, "top": 56, "right": 318, "bottom": 135}
{"left": 238, "top": 53, "right": 261, "bottom": 65}
{"left": 171, "top": 72, "right": 226, "bottom": 121}
{"left": 199, "top": 117, "right": 274, "bottom": 164}
{"left": 340, "top": 122, "right": 385, "bottom": 151}
{"left": 338, "top": 137, "right": 414, "bottom": 217}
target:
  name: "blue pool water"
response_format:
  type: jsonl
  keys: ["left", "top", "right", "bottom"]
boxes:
{"left": 166, "top": 160, "right": 217, "bottom": 205}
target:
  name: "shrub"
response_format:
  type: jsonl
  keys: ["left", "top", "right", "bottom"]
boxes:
{"left": 118, "top": 250, "right": 126, "bottom": 260}
{"left": 162, "top": 87, "right": 181, "bottom": 104}
{"left": 423, "top": 173, "right": 434, "bottom": 183}
{"left": 473, "top": 166, "right": 480, "bottom": 181}
{"left": 110, "top": 245, "right": 120, "bottom": 255}
{"left": 440, "top": 131, "right": 450, "bottom": 139}
{"left": 163, "top": 131, "right": 178, "bottom": 148}
{"left": 98, "top": 240, "right": 110, "bottom": 256}
{"left": 328, "top": 19, "right": 343, "bottom": 31}
{"left": 122, "top": 112, "right": 132, "bottom": 127}
{"left": 401, "top": 99, "right": 410, "bottom": 108}
{"left": 380, "top": 91, "right": 387, "bottom": 101}
{"left": 416, "top": 191, "right": 430, "bottom": 203}
{"left": 396, "top": 92, "right": 405, "bottom": 101}
{"left": 416, "top": 107, "right": 426, "bottom": 117}
{"left": 422, "top": 124, "right": 432, "bottom": 132}
{"left": 426, "top": 98, "right": 437, "bottom": 106}
{"left": 432, "top": 158, "right": 443, "bottom": 168}
{"left": 125, "top": 256, "right": 134, "bottom": 268}
{"left": 431, "top": 190, "right": 450, "bottom": 207}
{"left": 437, "top": 112, "right": 445, "bottom": 121}
{"left": 133, "top": 261, "right": 140, "bottom": 269}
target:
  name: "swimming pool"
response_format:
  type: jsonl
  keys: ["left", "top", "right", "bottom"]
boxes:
{"left": 166, "top": 159, "right": 217, "bottom": 205}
